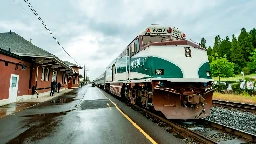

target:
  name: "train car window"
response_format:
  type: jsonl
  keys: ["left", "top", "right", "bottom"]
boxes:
{"left": 130, "top": 42, "right": 135, "bottom": 56}
{"left": 134, "top": 38, "right": 140, "bottom": 53}
{"left": 123, "top": 50, "right": 126, "bottom": 56}
{"left": 111, "top": 64, "right": 115, "bottom": 81}
{"left": 134, "top": 42, "right": 137, "bottom": 53}
{"left": 127, "top": 47, "right": 129, "bottom": 56}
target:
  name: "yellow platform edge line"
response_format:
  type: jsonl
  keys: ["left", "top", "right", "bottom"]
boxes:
{"left": 98, "top": 89, "right": 158, "bottom": 144}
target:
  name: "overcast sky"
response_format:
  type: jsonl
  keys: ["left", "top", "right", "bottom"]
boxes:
{"left": 1, "top": 0, "right": 255, "bottom": 80}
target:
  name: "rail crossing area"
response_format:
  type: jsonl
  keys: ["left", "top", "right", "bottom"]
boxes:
{"left": 0, "top": 85, "right": 255, "bottom": 144}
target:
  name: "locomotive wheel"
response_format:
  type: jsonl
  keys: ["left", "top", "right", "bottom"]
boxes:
{"left": 136, "top": 96, "right": 142, "bottom": 106}
{"left": 147, "top": 98, "right": 155, "bottom": 112}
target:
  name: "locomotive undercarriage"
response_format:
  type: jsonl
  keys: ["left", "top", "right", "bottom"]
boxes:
{"left": 104, "top": 80, "right": 214, "bottom": 119}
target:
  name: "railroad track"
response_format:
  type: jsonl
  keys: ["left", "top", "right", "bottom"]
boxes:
{"left": 203, "top": 119, "right": 256, "bottom": 143}
{"left": 131, "top": 105, "right": 256, "bottom": 144}
{"left": 131, "top": 105, "right": 217, "bottom": 144}
{"left": 101, "top": 90, "right": 256, "bottom": 143}
{"left": 212, "top": 100, "right": 256, "bottom": 113}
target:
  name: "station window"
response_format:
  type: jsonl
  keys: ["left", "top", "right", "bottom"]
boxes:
{"left": 73, "top": 77, "right": 76, "bottom": 84}
{"left": 45, "top": 68, "right": 50, "bottom": 81}
{"left": 41, "top": 67, "right": 45, "bottom": 81}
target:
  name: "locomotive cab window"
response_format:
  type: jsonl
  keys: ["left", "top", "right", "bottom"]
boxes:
{"left": 184, "top": 47, "right": 191, "bottom": 57}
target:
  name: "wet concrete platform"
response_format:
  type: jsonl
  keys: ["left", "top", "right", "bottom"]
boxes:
{"left": 0, "top": 85, "right": 185, "bottom": 144}
{"left": 98, "top": 89, "right": 185, "bottom": 144}
{"left": 0, "top": 89, "right": 73, "bottom": 119}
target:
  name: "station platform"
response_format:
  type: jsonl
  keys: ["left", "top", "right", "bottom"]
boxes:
{"left": 0, "top": 86, "right": 185, "bottom": 144}
{"left": 73, "top": 86, "right": 185, "bottom": 144}
{"left": 0, "top": 89, "right": 73, "bottom": 119}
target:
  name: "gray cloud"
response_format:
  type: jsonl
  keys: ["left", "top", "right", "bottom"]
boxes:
{"left": 1, "top": 0, "right": 255, "bottom": 80}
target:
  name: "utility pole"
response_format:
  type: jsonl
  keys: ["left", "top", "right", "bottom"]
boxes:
{"left": 84, "top": 64, "right": 85, "bottom": 82}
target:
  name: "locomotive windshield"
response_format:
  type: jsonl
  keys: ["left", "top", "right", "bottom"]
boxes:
{"left": 141, "top": 35, "right": 172, "bottom": 47}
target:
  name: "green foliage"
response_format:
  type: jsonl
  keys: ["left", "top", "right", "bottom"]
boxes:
{"left": 219, "top": 36, "right": 231, "bottom": 60}
{"left": 201, "top": 37, "right": 207, "bottom": 48}
{"left": 242, "top": 67, "right": 250, "bottom": 75}
{"left": 210, "top": 54, "right": 235, "bottom": 78}
{"left": 213, "top": 83, "right": 226, "bottom": 92}
{"left": 249, "top": 28, "right": 256, "bottom": 48}
{"left": 231, "top": 83, "right": 242, "bottom": 94}
{"left": 207, "top": 46, "right": 212, "bottom": 56}
{"left": 205, "top": 27, "right": 256, "bottom": 76}
{"left": 247, "top": 49, "right": 256, "bottom": 73}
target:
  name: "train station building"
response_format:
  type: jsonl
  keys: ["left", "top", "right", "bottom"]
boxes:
{"left": 0, "top": 31, "right": 81, "bottom": 106}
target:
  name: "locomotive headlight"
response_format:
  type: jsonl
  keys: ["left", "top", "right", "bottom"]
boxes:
{"left": 155, "top": 69, "right": 164, "bottom": 75}
{"left": 185, "top": 53, "right": 191, "bottom": 57}
{"left": 206, "top": 71, "right": 211, "bottom": 77}
{"left": 185, "top": 47, "right": 190, "bottom": 52}
{"left": 184, "top": 47, "right": 191, "bottom": 57}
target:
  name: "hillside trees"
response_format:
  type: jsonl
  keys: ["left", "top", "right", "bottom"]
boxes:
{"left": 206, "top": 27, "right": 256, "bottom": 76}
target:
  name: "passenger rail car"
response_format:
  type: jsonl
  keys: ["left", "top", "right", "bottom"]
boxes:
{"left": 94, "top": 24, "right": 214, "bottom": 119}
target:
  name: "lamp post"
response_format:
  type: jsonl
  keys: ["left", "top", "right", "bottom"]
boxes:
{"left": 83, "top": 64, "right": 89, "bottom": 85}
{"left": 84, "top": 64, "right": 85, "bottom": 83}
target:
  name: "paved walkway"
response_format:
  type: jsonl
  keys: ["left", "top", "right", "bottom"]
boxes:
{"left": 0, "top": 88, "right": 75, "bottom": 119}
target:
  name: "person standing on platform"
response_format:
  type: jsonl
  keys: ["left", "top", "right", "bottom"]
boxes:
{"left": 50, "top": 80, "right": 56, "bottom": 96}
{"left": 57, "top": 82, "right": 61, "bottom": 93}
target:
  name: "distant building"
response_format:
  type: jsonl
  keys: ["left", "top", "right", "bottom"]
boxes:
{"left": 63, "top": 61, "right": 83, "bottom": 88}
{"left": 0, "top": 31, "right": 78, "bottom": 106}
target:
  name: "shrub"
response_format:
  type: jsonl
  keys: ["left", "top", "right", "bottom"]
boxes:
{"left": 231, "top": 83, "right": 242, "bottom": 94}
{"left": 213, "top": 83, "right": 226, "bottom": 92}
{"left": 242, "top": 67, "right": 250, "bottom": 75}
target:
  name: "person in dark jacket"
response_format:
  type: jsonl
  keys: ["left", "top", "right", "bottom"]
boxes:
{"left": 57, "top": 82, "right": 61, "bottom": 93}
{"left": 50, "top": 80, "right": 56, "bottom": 96}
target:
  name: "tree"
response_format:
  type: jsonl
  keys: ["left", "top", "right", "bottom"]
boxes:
{"left": 247, "top": 49, "right": 256, "bottom": 73}
{"left": 218, "top": 36, "right": 231, "bottom": 60}
{"left": 212, "top": 35, "right": 221, "bottom": 55}
{"left": 210, "top": 53, "right": 235, "bottom": 82}
{"left": 200, "top": 37, "right": 207, "bottom": 48}
{"left": 238, "top": 28, "right": 254, "bottom": 62}
{"left": 79, "top": 74, "right": 83, "bottom": 78}
{"left": 249, "top": 28, "right": 256, "bottom": 48}
{"left": 207, "top": 46, "right": 213, "bottom": 62}
{"left": 230, "top": 34, "right": 244, "bottom": 74}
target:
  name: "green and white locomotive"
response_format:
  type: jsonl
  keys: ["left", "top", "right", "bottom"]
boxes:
{"left": 94, "top": 24, "right": 214, "bottom": 119}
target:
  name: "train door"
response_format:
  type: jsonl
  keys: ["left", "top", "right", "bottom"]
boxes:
{"left": 112, "top": 64, "right": 115, "bottom": 82}
{"left": 127, "top": 47, "right": 130, "bottom": 80}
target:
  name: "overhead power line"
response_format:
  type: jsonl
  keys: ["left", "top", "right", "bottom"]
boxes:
{"left": 22, "top": 0, "right": 79, "bottom": 65}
